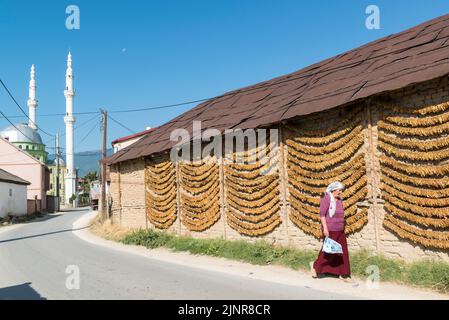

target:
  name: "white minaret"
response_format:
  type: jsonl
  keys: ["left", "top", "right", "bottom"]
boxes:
{"left": 27, "top": 64, "right": 37, "bottom": 130}
{"left": 64, "top": 51, "right": 77, "bottom": 206}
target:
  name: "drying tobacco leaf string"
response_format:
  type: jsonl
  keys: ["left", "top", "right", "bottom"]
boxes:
{"left": 380, "top": 156, "right": 449, "bottom": 178}
{"left": 378, "top": 131, "right": 449, "bottom": 151}
{"left": 384, "top": 215, "right": 449, "bottom": 249}
{"left": 378, "top": 119, "right": 449, "bottom": 136}
{"left": 286, "top": 125, "right": 363, "bottom": 155}
{"left": 389, "top": 101, "right": 449, "bottom": 116}
{"left": 288, "top": 140, "right": 364, "bottom": 172}
{"left": 384, "top": 202, "right": 449, "bottom": 228}
{"left": 289, "top": 134, "right": 365, "bottom": 164}
{"left": 381, "top": 174, "right": 449, "bottom": 198}
{"left": 379, "top": 140, "right": 449, "bottom": 161}
{"left": 382, "top": 190, "right": 449, "bottom": 217}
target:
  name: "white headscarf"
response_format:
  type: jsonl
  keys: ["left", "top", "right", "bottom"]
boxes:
{"left": 325, "top": 181, "right": 344, "bottom": 218}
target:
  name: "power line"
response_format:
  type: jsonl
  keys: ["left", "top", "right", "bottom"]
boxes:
{"left": 0, "top": 99, "right": 203, "bottom": 119}
{"left": 0, "top": 111, "right": 99, "bottom": 119}
{"left": 108, "top": 114, "right": 135, "bottom": 135}
{"left": 77, "top": 118, "right": 101, "bottom": 147}
{"left": 0, "top": 78, "right": 54, "bottom": 137}
{"left": 108, "top": 98, "right": 210, "bottom": 114}
{"left": 43, "top": 113, "right": 101, "bottom": 145}
{"left": 0, "top": 109, "right": 104, "bottom": 158}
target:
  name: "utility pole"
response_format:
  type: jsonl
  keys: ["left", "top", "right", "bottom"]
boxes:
{"left": 56, "top": 133, "right": 60, "bottom": 212}
{"left": 100, "top": 109, "right": 108, "bottom": 220}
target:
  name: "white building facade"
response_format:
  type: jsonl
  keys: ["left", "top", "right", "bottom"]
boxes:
{"left": 0, "top": 168, "right": 30, "bottom": 218}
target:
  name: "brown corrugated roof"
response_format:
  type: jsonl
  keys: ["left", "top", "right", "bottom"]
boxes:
{"left": 0, "top": 168, "right": 30, "bottom": 186}
{"left": 106, "top": 14, "right": 449, "bottom": 165}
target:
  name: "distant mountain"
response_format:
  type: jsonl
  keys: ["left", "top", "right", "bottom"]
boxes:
{"left": 75, "top": 149, "right": 114, "bottom": 177}
{"left": 49, "top": 148, "right": 113, "bottom": 178}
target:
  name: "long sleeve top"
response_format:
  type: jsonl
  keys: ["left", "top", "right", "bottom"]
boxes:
{"left": 319, "top": 193, "right": 345, "bottom": 232}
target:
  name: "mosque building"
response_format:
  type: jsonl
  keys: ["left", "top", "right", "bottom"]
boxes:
{"left": 0, "top": 52, "right": 76, "bottom": 206}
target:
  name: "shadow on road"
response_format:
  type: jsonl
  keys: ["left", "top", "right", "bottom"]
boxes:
{"left": 0, "top": 282, "right": 46, "bottom": 300}
{"left": 0, "top": 213, "right": 61, "bottom": 228}
{"left": 0, "top": 226, "right": 91, "bottom": 244}
{"left": 20, "top": 213, "right": 62, "bottom": 224}
{"left": 60, "top": 207, "right": 91, "bottom": 213}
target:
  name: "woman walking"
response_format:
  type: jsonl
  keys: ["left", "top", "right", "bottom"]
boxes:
{"left": 311, "top": 181, "right": 353, "bottom": 282}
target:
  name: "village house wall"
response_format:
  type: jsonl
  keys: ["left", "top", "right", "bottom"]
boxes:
{"left": 0, "top": 138, "right": 48, "bottom": 213}
{"left": 109, "top": 77, "right": 449, "bottom": 262}
{"left": 0, "top": 181, "right": 28, "bottom": 218}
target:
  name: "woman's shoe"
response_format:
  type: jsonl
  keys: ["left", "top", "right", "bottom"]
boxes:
{"left": 310, "top": 261, "right": 318, "bottom": 278}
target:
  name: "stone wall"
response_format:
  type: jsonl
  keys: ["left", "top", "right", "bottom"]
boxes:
{"left": 109, "top": 77, "right": 449, "bottom": 263}
{"left": 110, "top": 158, "right": 146, "bottom": 229}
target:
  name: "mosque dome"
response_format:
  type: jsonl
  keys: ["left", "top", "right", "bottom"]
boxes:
{"left": 0, "top": 123, "right": 43, "bottom": 145}
{"left": 53, "top": 157, "right": 65, "bottom": 166}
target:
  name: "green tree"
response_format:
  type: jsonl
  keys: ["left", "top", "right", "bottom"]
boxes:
{"left": 81, "top": 171, "right": 98, "bottom": 194}
{"left": 69, "top": 194, "right": 76, "bottom": 205}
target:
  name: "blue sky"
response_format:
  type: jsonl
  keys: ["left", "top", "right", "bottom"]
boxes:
{"left": 0, "top": 0, "right": 449, "bottom": 152}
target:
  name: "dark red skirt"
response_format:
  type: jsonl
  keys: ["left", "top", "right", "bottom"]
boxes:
{"left": 313, "top": 230, "right": 351, "bottom": 276}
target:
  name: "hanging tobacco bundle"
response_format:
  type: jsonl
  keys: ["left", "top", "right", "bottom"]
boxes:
{"left": 145, "top": 157, "right": 178, "bottom": 229}
{"left": 285, "top": 106, "right": 369, "bottom": 239}
{"left": 179, "top": 157, "right": 221, "bottom": 232}
{"left": 224, "top": 138, "right": 282, "bottom": 237}
{"left": 379, "top": 101, "right": 449, "bottom": 249}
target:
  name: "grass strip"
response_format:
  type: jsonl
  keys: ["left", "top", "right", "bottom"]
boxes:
{"left": 120, "top": 228, "right": 449, "bottom": 293}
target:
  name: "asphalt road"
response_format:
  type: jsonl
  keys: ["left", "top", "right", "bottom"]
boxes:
{"left": 0, "top": 208, "right": 354, "bottom": 300}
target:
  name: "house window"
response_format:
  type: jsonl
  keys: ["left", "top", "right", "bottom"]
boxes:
{"left": 26, "top": 145, "right": 29, "bottom": 150}
{"left": 50, "top": 168, "right": 53, "bottom": 174}
{"left": 9, "top": 189, "right": 12, "bottom": 197}
{"left": 50, "top": 183, "right": 53, "bottom": 190}
{"left": 32, "top": 146, "right": 35, "bottom": 150}
{"left": 18, "top": 145, "right": 22, "bottom": 149}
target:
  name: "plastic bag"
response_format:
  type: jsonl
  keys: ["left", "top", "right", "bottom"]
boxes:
{"left": 322, "top": 236, "right": 343, "bottom": 254}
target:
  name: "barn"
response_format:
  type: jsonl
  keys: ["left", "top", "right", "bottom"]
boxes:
{"left": 105, "top": 14, "right": 449, "bottom": 262}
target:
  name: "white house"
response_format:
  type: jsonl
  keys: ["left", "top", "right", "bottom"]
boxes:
{"left": 111, "top": 127, "right": 155, "bottom": 153}
{"left": 0, "top": 168, "right": 30, "bottom": 218}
